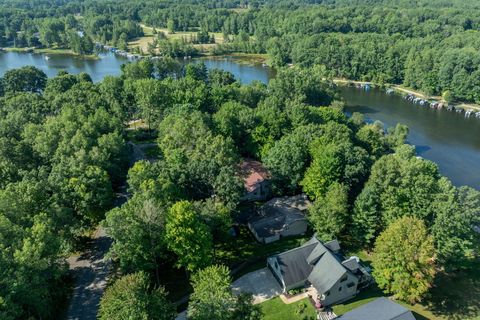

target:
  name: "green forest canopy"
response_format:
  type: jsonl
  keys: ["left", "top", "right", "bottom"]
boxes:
{"left": 0, "top": 59, "right": 478, "bottom": 318}
{"left": 2, "top": 0, "right": 480, "bottom": 101}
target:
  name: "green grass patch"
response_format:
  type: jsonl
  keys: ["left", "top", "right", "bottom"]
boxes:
{"left": 260, "top": 297, "right": 316, "bottom": 320}
{"left": 215, "top": 226, "right": 311, "bottom": 278}
{"left": 336, "top": 249, "right": 480, "bottom": 320}
{"left": 143, "top": 145, "right": 161, "bottom": 158}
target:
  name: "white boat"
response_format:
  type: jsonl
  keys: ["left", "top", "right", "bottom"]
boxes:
{"left": 45, "top": 56, "right": 50, "bottom": 61}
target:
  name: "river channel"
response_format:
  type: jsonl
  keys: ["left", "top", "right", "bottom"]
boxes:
{"left": 1, "top": 51, "right": 479, "bottom": 189}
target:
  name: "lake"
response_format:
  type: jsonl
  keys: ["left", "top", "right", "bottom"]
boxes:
{"left": 1, "top": 51, "right": 479, "bottom": 189}
{"left": 0, "top": 51, "right": 275, "bottom": 84}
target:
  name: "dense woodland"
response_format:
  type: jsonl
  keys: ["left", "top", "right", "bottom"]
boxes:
{"left": 1, "top": 0, "right": 480, "bottom": 319}
{"left": 0, "top": 58, "right": 478, "bottom": 319}
{"left": 3, "top": 0, "right": 480, "bottom": 101}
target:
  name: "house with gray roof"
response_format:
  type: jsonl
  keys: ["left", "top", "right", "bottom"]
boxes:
{"left": 248, "top": 194, "right": 311, "bottom": 243}
{"left": 267, "top": 236, "right": 371, "bottom": 306}
{"left": 337, "top": 297, "right": 416, "bottom": 320}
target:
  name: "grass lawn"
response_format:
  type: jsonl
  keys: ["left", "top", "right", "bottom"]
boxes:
{"left": 337, "top": 249, "right": 480, "bottom": 320}
{"left": 260, "top": 297, "right": 316, "bottom": 320}
{"left": 215, "top": 226, "right": 311, "bottom": 279}
{"left": 128, "top": 35, "right": 154, "bottom": 52}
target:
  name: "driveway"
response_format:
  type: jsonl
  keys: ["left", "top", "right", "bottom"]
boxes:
{"left": 66, "top": 227, "right": 112, "bottom": 320}
{"left": 231, "top": 268, "right": 282, "bottom": 304}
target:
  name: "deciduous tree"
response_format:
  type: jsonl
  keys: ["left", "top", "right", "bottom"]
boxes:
{"left": 372, "top": 216, "right": 436, "bottom": 303}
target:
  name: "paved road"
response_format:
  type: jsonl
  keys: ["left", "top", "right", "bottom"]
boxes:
{"left": 65, "top": 142, "right": 149, "bottom": 319}
{"left": 65, "top": 227, "right": 112, "bottom": 320}
{"left": 231, "top": 268, "right": 282, "bottom": 304}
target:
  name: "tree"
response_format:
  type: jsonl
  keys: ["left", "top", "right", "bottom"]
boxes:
{"left": 158, "top": 107, "right": 240, "bottom": 203}
{"left": 3, "top": 66, "right": 47, "bottom": 93}
{"left": 213, "top": 101, "right": 254, "bottom": 155}
{"left": 167, "top": 19, "right": 175, "bottom": 33}
{"left": 372, "top": 216, "right": 436, "bottom": 303}
{"left": 309, "top": 182, "right": 349, "bottom": 241}
{"left": 188, "top": 265, "right": 262, "bottom": 320}
{"left": 185, "top": 63, "right": 208, "bottom": 82}
{"left": 267, "top": 66, "right": 336, "bottom": 106}
{"left": 98, "top": 272, "right": 175, "bottom": 320}
{"left": 165, "top": 201, "right": 213, "bottom": 272}
{"left": 263, "top": 124, "right": 323, "bottom": 194}
{"left": 104, "top": 195, "right": 167, "bottom": 280}
{"left": 431, "top": 178, "right": 480, "bottom": 269}
{"left": 386, "top": 124, "right": 409, "bottom": 150}
{"left": 122, "top": 60, "right": 154, "bottom": 80}
{"left": 351, "top": 145, "right": 440, "bottom": 244}
{"left": 188, "top": 265, "right": 235, "bottom": 320}
{"left": 301, "top": 141, "right": 345, "bottom": 199}
{"left": 0, "top": 212, "right": 66, "bottom": 319}
{"left": 355, "top": 121, "right": 387, "bottom": 159}
{"left": 442, "top": 90, "right": 453, "bottom": 103}
{"left": 134, "top": 78, "right": 168, "bottom": 131}
{"left": 351, "top": 184, "right": 381, "bottom": 247}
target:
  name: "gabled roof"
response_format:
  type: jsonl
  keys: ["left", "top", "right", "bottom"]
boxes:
{"left": 324, "top": 239, "right": 341, "bottom": 253}
{"left": 270, "top": 236, "right": 353, "bottom": 293}
{"left": 274, "top": 243, "right": 318, "bottom": 287}
{"left": 240, "top": 160, "right": 270, "bottom": 192}
{"left": 249, "top": 195, "right": 310, "bottom": 239}
{"left": 342, "top": 257, "right": 360, "bottom": 272}
{"left": 337, "top": 297, "right": 416, "bottom": 320}
{"left": 307, "top": 247, "right": 347, "bottom": 293}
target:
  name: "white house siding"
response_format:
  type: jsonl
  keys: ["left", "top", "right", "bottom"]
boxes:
{"left": 321, "top": 274, "right": 359, "bottom": 306}
{"left": 264, "top": 234, "right": 280, "bottom": 244}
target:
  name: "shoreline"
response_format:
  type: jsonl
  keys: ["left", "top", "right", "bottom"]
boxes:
{"left": 333, "top": 79, "right": 480, "bottom": 113}
{"left": 1, "top": 47, "right": 99, "bottom": 60}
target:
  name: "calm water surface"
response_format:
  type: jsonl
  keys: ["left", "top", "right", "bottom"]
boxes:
{"left": 341, "top": 86, "right": 480, "bottom": 189}
{"left": 1, "top": 51, "right": 479, "bottom": 188}
{"left": 0, "top": 51, "right": 128, "bottom": 82}
{"left": 0, "top": 51, "right": 275, "bottom": 84}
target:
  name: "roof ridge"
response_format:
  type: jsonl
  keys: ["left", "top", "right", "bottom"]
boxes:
{"left": 273, "top": 241, "right": 318, "bottom": 257}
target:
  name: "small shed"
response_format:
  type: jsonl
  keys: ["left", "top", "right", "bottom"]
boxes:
{"left": 247, "top": 194, "right": 311, "bottom": 243}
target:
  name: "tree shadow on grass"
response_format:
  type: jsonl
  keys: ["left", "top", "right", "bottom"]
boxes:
{"left": 411, "top": 311, "right": 429, "bottom": 320}
{"left": 425, "top": 268, "right": 480, "bottom": 320}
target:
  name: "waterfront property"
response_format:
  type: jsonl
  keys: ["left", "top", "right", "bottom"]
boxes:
{"left": 267, "top": 236, "right": 371, "bottom": 306}
{"left": 247, "top": 194, "right": 311, "bottom": 243}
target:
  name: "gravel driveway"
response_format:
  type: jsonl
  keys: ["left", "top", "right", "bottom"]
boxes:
{"left": 231, "top": 268, "right": 282, "bottom": 304}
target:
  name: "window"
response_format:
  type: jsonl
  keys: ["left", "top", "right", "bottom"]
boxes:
{"left": 338, "top": 286, "right": 342, "bottom": 292}
{"left": 347, "top": 282, "right": 355, "bottom": 288}
{"left": 325, "top": 291, "right": 330, "bottom": 296}
{"left": 340, "top": 274, "right": 348, "bottom": 282}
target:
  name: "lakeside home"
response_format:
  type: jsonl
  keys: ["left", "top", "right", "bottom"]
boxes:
{"left": 267, "top": 236, "right": 371, "bottom": 306}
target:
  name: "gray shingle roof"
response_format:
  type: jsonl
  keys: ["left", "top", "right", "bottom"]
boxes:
{"left": 271, "top": 236, "right": 351, "bottom": 293}
{"left": 337, "top": 297, "right": 416, "bottom": 320}
{"left": 249, "top": 195, "right": 310, "bottom": 238}
{"left": 342, "top": 257, "right": 360, "bottom": 272}
{"left": 307, "top": 250, "right": 347, "bottom": 293}
{"left": 275, "top": 243, "right": 317, "bottom": 287}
